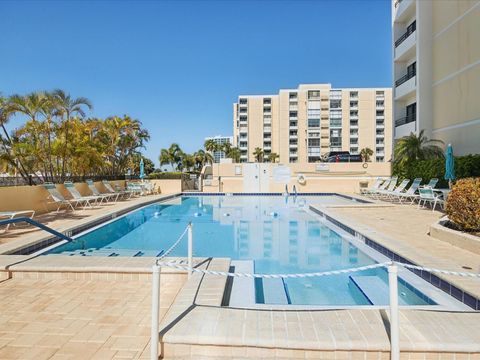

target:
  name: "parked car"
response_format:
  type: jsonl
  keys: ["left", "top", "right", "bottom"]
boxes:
{"left": 326, "top": 153, "right": 363, "bottom": 163}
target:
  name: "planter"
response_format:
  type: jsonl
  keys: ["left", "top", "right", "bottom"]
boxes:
{"left": 430, "top": 216, "right": 480, "bottom": 255}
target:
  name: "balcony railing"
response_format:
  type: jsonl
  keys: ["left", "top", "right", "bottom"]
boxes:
{"left": 395, "top": 20, "right": 416, "bottom": 47}
{"left": 395, "top": 114, "right": 416, "bottom": 127}
{"left": 394, "top": 0, "right": 403, "bottom": 8}
{"left": 395, "top": 69, "right": 416, "bottom": 87}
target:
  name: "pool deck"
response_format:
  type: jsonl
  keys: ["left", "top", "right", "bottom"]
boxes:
{"left": 315, "top": 202, "right": 480, "bottom": 304}
{"left": 0, "top": 193, "right": 479, "bottom": 359}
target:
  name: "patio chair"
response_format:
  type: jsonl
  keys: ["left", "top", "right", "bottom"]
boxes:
{"left": 383, "top": 179, "right": 410, "bottom": 200}
{"left": 360, "top": 177, "right": 383, "bottom": 195}
{"left": 372, "top": 177, "right": 397, "bottom": 199}
{"left": 365, "top": 177, "right": 391, "bottom": 197}
{"left": 102, "top": 180, "right": 130, "bottom": 199}
{"left": 394, "top": 178, "right": 422, "bottom": 204}
{"left": 63, "top": 181, "right": 102, "bottom": 208}
{"left": 86, "top": 180, "right": 118, "bottom": 203}
{"left": 421, "top": 178, "right": 439, "bottom": 189}
{"left": 418, "top": 187, "right": 444, "bottom": 211}
{"left": 0, "top": 210, "right": 36, "bottom": 232}
{"left": 126, "top": 182, "right": 143, "bottom": 196}
{"left": 43, "top": 183, "right": 84, "bottom": 212}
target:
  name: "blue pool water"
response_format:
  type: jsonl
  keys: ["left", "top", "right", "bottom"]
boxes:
{"left": 46, "top": 195, "right": 434, "bottom": 306}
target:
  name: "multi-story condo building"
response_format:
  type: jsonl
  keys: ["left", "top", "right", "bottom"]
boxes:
{"left": 233, "top": 84, "right": 392, "bottom": 164}
{"left": 204, "top": 135, "right": 233, "bottom": 163}
{"left": 392, "top": 0, "right": 480, "bottom": 155}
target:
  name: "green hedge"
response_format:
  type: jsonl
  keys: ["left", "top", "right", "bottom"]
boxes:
{"left": 393, "top": 154, "right": 480, "bottom": 187}
{"left": 147, "top": 172, "right": 182, "bottom": 180}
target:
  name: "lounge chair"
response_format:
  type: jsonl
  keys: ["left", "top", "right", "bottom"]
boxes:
{"left": 63, "top": 181, "right": 102, "bottom": 208}
{"left": 126, "top": 182, "right": 143, "bottom": 196}
{"left": 43, "top": 183, "right": 84, "bottom": 212}
{"left": 382, "top": 179, "right": 410, "bottom": 200}
{"left": 86, "top": 180, "right": 118, "bottom": 203}
{"left": 101, "top": 180, "right": 129, "bottom": 199}
{"left": 365, "top": 177, "right": 391, "bottom": 197}
{"left": 420, "top": 178, "right": 439, "bottom": 189}
{"left": 372, "top": 177, "right": 398, "bottom": 199}
{"left": 418, "top": 187, "right": 444, "bottom": 211}
{"left": 0, "top": 210, "right": 35, "bottom": 232}
{"left": 360, "top": 178, "right": 383, "bottom": 195}
{"left": 394, "top": 178, "right": 422, "bottom": 203}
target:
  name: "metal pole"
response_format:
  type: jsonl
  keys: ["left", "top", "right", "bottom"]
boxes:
{"left": 150, "top": 264, "right": 161, "bottom": 360}
{"left": 388, "top": 263, "right": 400, "bottom": 360}
{"left": 188, "top": 222, "right": 193, "bottom": 278}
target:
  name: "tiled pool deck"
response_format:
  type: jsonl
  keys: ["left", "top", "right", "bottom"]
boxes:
{"left": 0, "top": 193, "right": 479, "bottom": 359}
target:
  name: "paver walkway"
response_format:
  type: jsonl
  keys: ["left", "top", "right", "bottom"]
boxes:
{"left": 0, "top": 275, "right": 184, "bottom": 360}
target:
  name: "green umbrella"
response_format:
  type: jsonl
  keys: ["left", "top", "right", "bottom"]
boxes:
{"left": 444, "top": 144, "right": 455, "bottom": 188}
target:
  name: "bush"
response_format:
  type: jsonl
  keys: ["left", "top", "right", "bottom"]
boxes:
{"left": 445, "top": 178, "right": 480, "bottom": 231}
{"left": 147, "top": 172, "right": 182, "bottom": 180}
{"left": 393, "top": 154, "right": 480, "bottom": 187}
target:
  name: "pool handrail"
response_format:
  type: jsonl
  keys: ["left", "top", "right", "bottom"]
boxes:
{"left": 0, "top": 217, "right": 74, "bottom": 242}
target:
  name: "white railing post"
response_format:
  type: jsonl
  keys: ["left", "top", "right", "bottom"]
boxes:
{"left": 388, "top": 263, "right": 400, "bottom": 360}
{"left": 188, "top": 222, "right": 193, "bottom": 278}
{"left": 150, "top": 263, "right": 161, "bottom": 360}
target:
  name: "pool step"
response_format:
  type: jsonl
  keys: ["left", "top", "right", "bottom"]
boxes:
{"left": 262, "top": 278, "right": 289, "bottom": 305}
{"left": 349, "top": 276, "right": 408, "bottom": 306}
{"left": 229, "top": 260, "right": 255, "bottom": 307}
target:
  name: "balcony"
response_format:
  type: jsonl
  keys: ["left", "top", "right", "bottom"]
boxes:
{"left": 289, "top": 104, "right": 298, "bottom": 111}
{"left": 395, "top": 0, "right": 415, "bottom": 23}
{"left": 395, "top": 25, "right": 416, "bottom": 61}
{"left": 289, "top": 143, "right": 297, "bottom": 148}
{"left": 395, "top": 114, "right": 416, "bottom": 127}
{"left": 395, "top": 21, "right": 415, "bottom": 48}
{"left": 395, "top": 75, "right": 416, "bottom": 100}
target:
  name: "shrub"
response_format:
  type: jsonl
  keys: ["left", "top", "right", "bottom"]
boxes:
{"left": 393, "top": 154, "right": 480, "bottom": 187}
{"left": 445, "top": 177, "right": 480, "bottom": 231}
{"left": 147, "top": 172, "right": 182, "bottom": 180}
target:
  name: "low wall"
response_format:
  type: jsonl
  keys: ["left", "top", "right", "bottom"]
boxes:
{"left": 204, "top": 162, "right": 391, "bottom": 193}
{"left": 430, "top": 218, "right": 480, "bottom": 255}
{"left": 0, "top": 179, "right": 182, "bottom": 215}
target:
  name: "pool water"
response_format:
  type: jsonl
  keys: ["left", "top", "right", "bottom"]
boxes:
{"left": 46, "top": 195, "right": 434, "bottom": 306}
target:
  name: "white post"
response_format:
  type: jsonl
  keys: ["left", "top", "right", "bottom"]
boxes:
{"left": 388, "top": 263, "right": 400, "bottom": 360}
{"left": 150, "top": 264, "right": 161, "bottom": 360}
{"left": 188, "top": 222, "right": 193, "bottom": 278}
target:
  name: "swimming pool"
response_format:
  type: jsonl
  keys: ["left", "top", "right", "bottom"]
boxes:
{"left": 46, "top": 195, "right": 434, "bottom": 306}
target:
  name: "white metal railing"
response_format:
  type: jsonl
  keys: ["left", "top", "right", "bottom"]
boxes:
{"left": 149, "top": 225, "right": 480, "bottom": 360}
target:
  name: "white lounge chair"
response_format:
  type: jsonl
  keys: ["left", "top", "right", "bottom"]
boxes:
{"left": 372, "top": 177, "right": 398, "bottom": 199}
{"left": 360, "top": 178, "right": 383, "bottom": 195}
{"left": 382, "top": 179, "right": 410, "bottom": 200}
{"left": 63, "top": 181, "right": 102, "bottom": 208}
{"left": 394, "top": 178, "right": 422, "bottom": 203}
{"left": 43, "top": 183, "right": 84, "bottom": 212}
{"left": 418, "top": 187, "right": 444, "bottom": 211}
{"left": 102, "top": 181, "right": 131, "bottom": 199}
{"left": 365, "top": 177, "right": 391, "bottom": 197}
{"left": 420, "top": 178, "right": 439, "bottom": 189}
{"left": 0, "top": 210, "right": 35, "bottom": 232}
{"left": 86, "top": 180, "right": 118, "bottom": 203}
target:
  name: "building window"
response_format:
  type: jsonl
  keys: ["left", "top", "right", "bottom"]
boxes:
{"left": 330, "top": 99, "right": 342, "bottom": 109}
{"left": 308, "top": 119, "right": 320, "bottom": 128}
{"left": 289, "top": 111, "right": 298, "bottom": 118}
{"left": 263, "top": 98, "right": 271, "bottom": 105}
{"left": 289, "top": 92, "right": 297, "bottom": 99}
{"left": 350, "top": 91, "right": 358, "bottom": 98}
{"left": 239, "top": 98, "right": 247, "bottom": 104}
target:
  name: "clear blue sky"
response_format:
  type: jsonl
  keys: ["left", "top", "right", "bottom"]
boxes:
{"left": 0, "top": 0, "right": 392, "bottom": 167}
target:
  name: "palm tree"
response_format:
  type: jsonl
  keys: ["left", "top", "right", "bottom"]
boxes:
{"left": 51, "top": 89, "right": 92, "bottom": 180}
{"left": 159, "top": 143, "right": 183, "bottom": 171}
{"left": 394, "top": 130, "right": 444, "bottom": 168}
{"left": 253, "top": 147, "right": 264, "bottom": 163}
{"left": 267, "top": 152, "right": 279, "bottom": 163}
{"left": 226, "top": 147, "right": 241, "bottom": 163}
{"left": 204, "top": 139, "right": 218, "bottom": 153}
{"left": 159, "top": 148, "right": 172, "bottom": 169}
{"left": 360, "top": 147, "right": 374, "bottom": 162}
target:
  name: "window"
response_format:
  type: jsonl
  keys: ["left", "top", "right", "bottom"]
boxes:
{"left": 350, "top": 110, "right": 358, "bottom": 117}
{"left": 289, "top": 111, "right": 298, "bottom": 118}
{"left": 308, "top": 90, "right": 320, "bottom": 100}
{"left": 289, "top": 121, "right": 297, "bottom": 127}
{"left": 308, "top": 139, "right": 320, "bottom": 147}
{"left": 263, "top": 98, "right": 271, "bottom": 105}
{"left": 308, "top": 132, "right": 320, "bottom": 138}
{"left": 350, "top": 91, "right": 358, "bottom": 98}
{"left": 307, "top": 109, "right": 321, "bottom": 117}
{"left": 330, "top": 99, "right": 342, "bottom": 109}
{"left": 239, "top": 115, "right": 247, "bottom": 121}
{"left": 239, "top": 98, "right": 247, "bottom": 104}
{"left": 289, "top": 130, "right": 297, "bottom": 136}
{"left": 239, "top": 108, "right": 247, "bottom": 113}
{"left": 308, "top": 119, "right": 320, "bottom": 128}
{"left": 350, "top": 101, "right": 358, "bottom": 107}
{"left": 263, "top": 106, "right": 271, "bottom": 112}
{"left": 376, "top": 110, "right": 384, "bottom": 116}
{"left": 289, "top": 92, "right": 297, "bottom": 99}
{"left": 289, "top": 139, "right": 298, "bottom": 145}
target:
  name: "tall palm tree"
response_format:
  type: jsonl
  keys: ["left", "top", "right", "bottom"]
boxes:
{"left": 204, "top": 139, "right": 218, "bottom": 153}
{"left": 225, "top": 146, "right": 241, "bottom": 163}
{"left": 253, "top": 147, "right": 264, "bottom": 163}
{"left": 51, "top": 89, "right": 92, "bottom": 180}
{"left": 159, "top": 148, "right": 172, "bottom": 169}
{"left": 394, "top": 130, "right": 444, "bottom": 168}
{"left": 360, "top": 147, "right": 373, "bottom": 162}
{"left": 267, "top": 152, "right": 279, "bottom": 163}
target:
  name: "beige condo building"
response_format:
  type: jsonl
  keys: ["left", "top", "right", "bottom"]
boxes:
{"left": 233, "top": 84, "right": 392, "bottom": 164}
{"left": 392, "top": 0, "right": 480, "bottom": 155}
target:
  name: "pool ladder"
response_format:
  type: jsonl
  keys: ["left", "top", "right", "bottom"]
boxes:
{"left": 292, "top": 185, "right": 298, "bottom": 197}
